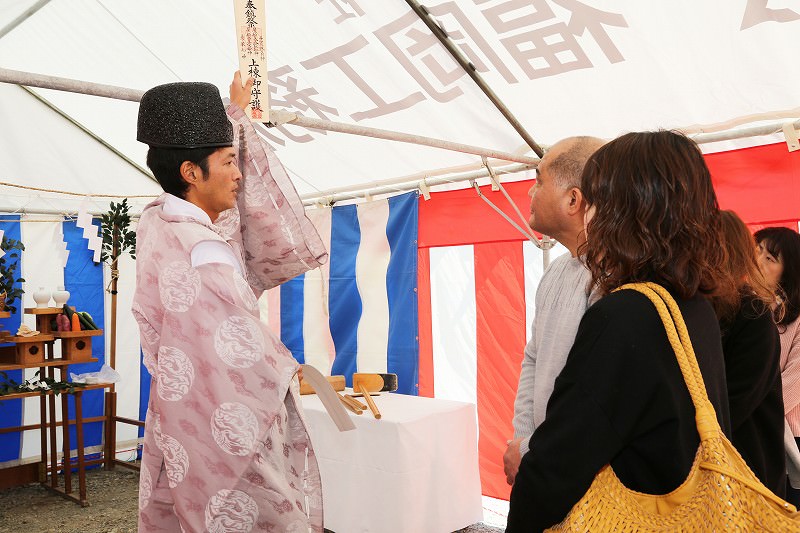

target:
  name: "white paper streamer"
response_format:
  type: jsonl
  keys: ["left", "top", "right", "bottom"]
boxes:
{"left": 58, "top": 237, "right": 69, "bottom": 269}
{"left": 0, "top": 229, "right": 5, "bottom": 260}
{"left": 76, "top": 198, "right": 102, "bottom": 263}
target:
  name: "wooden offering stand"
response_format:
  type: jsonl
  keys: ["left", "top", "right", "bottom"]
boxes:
{"left": 52, "top": 330, "right": 103, "bottom": 361}
{"left": 26, "top": 307, "right": 63, "bottom": 334}
{"left": 4, "top": 334, "right": 54, "bottom": 365}
{"left": 25, "top": 307, "right": 102, "bottom": 363}
{"left": 0, "top": 306, "right": 105, "bottom": 506}
{"left": 0, "top": 307, "right": 103, "bottom": 367}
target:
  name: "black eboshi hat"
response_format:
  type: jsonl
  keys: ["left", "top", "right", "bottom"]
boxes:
{"left": 137, "top": 82, "right": 233, "bottom": 149}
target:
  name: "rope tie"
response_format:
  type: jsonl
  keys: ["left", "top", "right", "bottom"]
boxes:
{"left": 0, "top": 180, "right": 156, "bottom": 198}
{"left": 105, "top": 267, "right": 120, "bottom": 293}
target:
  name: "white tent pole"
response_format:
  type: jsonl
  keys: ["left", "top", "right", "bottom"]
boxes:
{"left": 688, "top": 120, "right": 800, "bottom": 144}
{"left": 0, "top": 68, "right": 144, "bottom": 101}
{"left": 298, "top": 159, "right": 524, "bottom": 198}
{"left": 300, "top": 116, "right": 800, "bottom": 205}
{"left": 0, "top": 0, "right": 52, "bottom": 40}
{"left": 281, "top": 113, "right": 538, "bottom": 164}
{"left": 298, "top": 159, "right": 537, "bottom": 199}
{"left": 0, "top": 68, "right": 538, "bottom": 164}
{"left": 302, "top": 161, "right": 536, "bottom": 206}
{"left": 1, "top": 68, "right": 797, "bottom": 206}
{"left": 301, "top": 119, "right": 800, "bottom": 204}
{"left": 405, "top": 0, "right": 545, "bottom": 157}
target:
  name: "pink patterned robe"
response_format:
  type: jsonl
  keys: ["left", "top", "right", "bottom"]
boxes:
{"left": 133, "top": 105, "right": 328, "bottom": 532}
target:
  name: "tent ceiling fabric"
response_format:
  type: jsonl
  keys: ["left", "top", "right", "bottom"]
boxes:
{"left": 0, "top": 0, "right": 799, "bottom": 208}
{"left": 0, "top": 82, "right": 161, "bottom": 214}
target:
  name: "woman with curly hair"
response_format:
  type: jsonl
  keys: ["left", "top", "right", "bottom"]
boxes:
{"left": 712, "top": 210, "right": 784, "bottom": 496}
{"left": 507, "top": 131, "right": 732, "bottom": 532}
{"left": 754, "top": 225, "right": 800, "bottom": 505}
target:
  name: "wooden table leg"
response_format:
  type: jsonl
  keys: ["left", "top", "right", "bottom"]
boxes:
{"left": 61, "top": 392, "right": 71, "bottom": 494}
{"left": 108, "top": 391, "right": 118, "bottom": 469}
{"left": 48, "top": 369, "right": 57, "bottom": 488}
{"left": 111, "top": 392, "right": 118, "bottom": 462}
{"left": 103, "top": 392, "right": 113, "bottom": 470}
{"left": 39, "top": 392, "right": 47, "bottom": 482}
{"left": 74, "top": 391, "right": 87, "bottom": 506}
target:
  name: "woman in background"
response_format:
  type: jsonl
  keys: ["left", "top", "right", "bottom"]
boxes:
{"left": 754, "top": 226, "right": 800, "bottom": 505}
{"left": 506, "top": 131, "right": 731, "bottom": 532}
{"left": 713, "top": 210, "right": 784, "bottom": 496}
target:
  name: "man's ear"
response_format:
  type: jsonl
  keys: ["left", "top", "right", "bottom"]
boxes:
{"left": 565, "top": 187, "right": 585, "bottom": 216}
{"left": 179, "top": 161, "right": 196, "bottom": 185}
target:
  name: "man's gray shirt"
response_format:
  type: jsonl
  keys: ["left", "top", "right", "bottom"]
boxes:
{"left": 512, "top": 253, "right": 594, "bottom": 455}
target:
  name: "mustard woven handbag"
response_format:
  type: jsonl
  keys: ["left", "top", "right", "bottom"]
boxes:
{"left": 547, "top": 282, "right": 800, "bottom": 532}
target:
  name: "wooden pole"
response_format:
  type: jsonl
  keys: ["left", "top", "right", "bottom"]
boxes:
{"left": 103, "top": 391, "right": 114, "bottom": 471}
{"left": 104, "top": 223, "right": 120, "bottom": 470}
{"left": 109, "top": 223, "right": 119, "bottom": 376}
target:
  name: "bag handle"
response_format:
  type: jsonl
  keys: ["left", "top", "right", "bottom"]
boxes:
{"left": 616, "top": 282, "right": 797, "bottom": 511}
{"left": 615, "top": 283, "right": 723, "bottom": 442}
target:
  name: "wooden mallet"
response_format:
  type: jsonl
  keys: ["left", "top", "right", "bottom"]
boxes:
{"left": 351, "top": 373, "right": 398, "bottom": 419}
{"left": 299, "top": 374, "right": 345, "bottom": 395}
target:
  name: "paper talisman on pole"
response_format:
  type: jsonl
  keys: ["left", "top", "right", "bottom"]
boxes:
{"left": 233, "top": 0, "right": 269, "bottom": 123}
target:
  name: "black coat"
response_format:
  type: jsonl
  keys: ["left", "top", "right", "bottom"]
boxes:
{"left": 507, "top": 289, "right": 731, "bottom": 532}
{"left": 721, "top": 293, "right": 785, "bottom": 497}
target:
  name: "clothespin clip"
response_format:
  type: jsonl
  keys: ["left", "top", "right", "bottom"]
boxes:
{"left": 482, "top": 157, "right": 500, "bottom": 191}
{"left": 783, "top": 122, "right": 800, "bottom": 152}
{"left": 419, "top": 179, "right": 431, "bottom": 201}
{"left": 364, "top": 191, "right": 373, "bottom": 202}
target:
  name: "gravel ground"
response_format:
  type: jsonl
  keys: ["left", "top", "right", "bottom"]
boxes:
{"left": 0, "top": 467, "right": 139, "bottom": 533}
{"left": 0, "top": 467, "right": 503, "bottom": 533}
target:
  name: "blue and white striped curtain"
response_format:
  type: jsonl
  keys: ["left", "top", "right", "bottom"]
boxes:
{"left": 0, "top": 215, "right": 142, "bottom": 465}
{"left": 265, "top": 191, "right": 419, "bottom": 395}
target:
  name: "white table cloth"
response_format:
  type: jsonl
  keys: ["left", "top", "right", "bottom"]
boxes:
{"left": 300, "top": 392, "right": 483, "bottom": 533}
